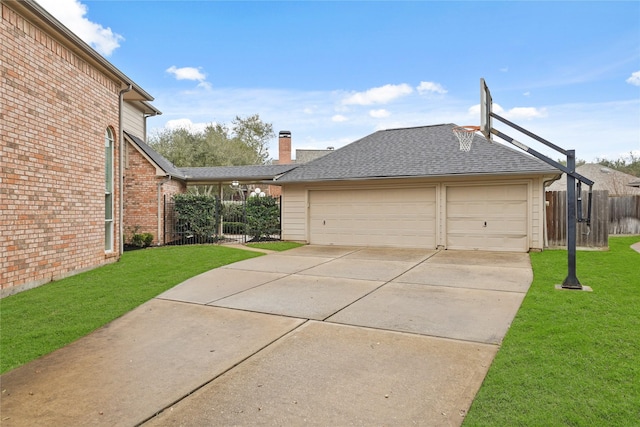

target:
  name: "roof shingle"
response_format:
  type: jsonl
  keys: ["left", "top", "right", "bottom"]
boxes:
{"left": 180, "top": 164, "right": 297, "bottom": 181}
{"left": 125, "top": 131, "right": 185, "bottom": 179}
{"left": 275, "top": 124, "right": 558, "bottom": 183}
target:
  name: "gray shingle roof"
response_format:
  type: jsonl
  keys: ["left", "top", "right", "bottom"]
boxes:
{"left": 275, "top": 124, "right": 559, "bottom": 183}
{"left": 180, "top": 164, "right": 298, "bottom": 181}
{"left": 125, "top": 131, "right": 186, "bottom": 179}
{"left": 126, "top": 131, "right": 298, "bottom": 182}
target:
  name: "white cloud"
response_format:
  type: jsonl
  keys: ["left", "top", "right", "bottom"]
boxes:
{"left": 342, "top": 84, "right": 413, "bottom": 105}
{"left": 369, "top": 109, "right": 391, "bottom": 118}
{"left": 36, "top": 0, "right": 123, "bottom": 56}
{"left": 416, "top": 81, "right": 447, "bottom": 95}
{"left": 626, "top": 71, "right": 640, "bottom": 86}
{"left": 148, "top": 85, "right": 638, "bottom": 163}
{"left": 163, "top": 118, "right": 210, "bottom": 133}
{"left": 166, "top": 66, "right": 207, "bottom": 82}
{"left": 166, "top": 66, "right": 212, "bottom": 91}
{"left": 504, "top": 107, "right": 548, "bottom": 120}
{"left": 467, "top": 103, "right": 547, "bottom": 120}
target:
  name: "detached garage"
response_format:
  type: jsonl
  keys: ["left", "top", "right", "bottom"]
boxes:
{"left": 274, "top": 124, "right": 560, "bottom": 253}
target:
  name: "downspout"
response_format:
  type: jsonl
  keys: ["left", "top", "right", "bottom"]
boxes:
{"left": 157, "top": 175, "right": 172, "bottom": 245}
{"left": 118, "top": 84, "right": 132, "bottom": 254}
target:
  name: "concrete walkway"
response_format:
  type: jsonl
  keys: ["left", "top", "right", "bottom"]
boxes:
{"left": 0, "top": 246, "right": 533, "bottom": 426}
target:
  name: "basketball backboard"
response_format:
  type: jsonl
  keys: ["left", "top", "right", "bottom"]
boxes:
{"left": 480, "top": 78, "right": 492, "bottom": 140}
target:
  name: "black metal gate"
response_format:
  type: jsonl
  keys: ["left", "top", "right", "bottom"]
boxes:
{"left": 221, "top": 200, "right": 248, "bottom": 244}
{"left": 164, "top": 195, "right": 282, "bottom": 245}
{"left": 163, "top": 195, "right": 222, "bottom": 245}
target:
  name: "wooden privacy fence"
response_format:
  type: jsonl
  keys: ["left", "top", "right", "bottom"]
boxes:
{"left": 545, "top": 190, "right": 609, "bottom": 248}
{"left": 609, "top": 195, "right": 640, "bottom": 234}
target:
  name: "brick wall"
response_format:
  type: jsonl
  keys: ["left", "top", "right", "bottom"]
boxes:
{"left": 123, "top": 142, "right": 159, "bottom": 244}
{"left": 123, "top": 142, "right": 187, "bottom": 245}
{"left": 0, "top": 4, "right": 122, "bottom": 296}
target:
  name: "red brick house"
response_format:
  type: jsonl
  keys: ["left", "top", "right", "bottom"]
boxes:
{"left": 123, "top": 131, "right": 187, "bottom": 246}
{"left": 0, "top": 0, "right": 160, "bottom": 296}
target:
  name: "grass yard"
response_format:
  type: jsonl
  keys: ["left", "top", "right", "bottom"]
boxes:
{"left": 464, "top": 235, "right": 640, "bottom": 426}
{"left": 245, "top": 241, "right": 305, "bottom": 252}
{"left": 0, "top": 245, "right": 263, "bottom": 374}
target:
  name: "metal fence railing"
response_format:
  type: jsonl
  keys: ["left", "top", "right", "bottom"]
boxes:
{"left": 163, "top": 195, "right": 282, "bottom": 246}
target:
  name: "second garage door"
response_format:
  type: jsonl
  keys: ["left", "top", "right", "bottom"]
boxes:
{"left": 446, "top": 183, "right": 529, "bottom": 252}
{"left": 309, "top": 187, "right": 437, "bottom": 248}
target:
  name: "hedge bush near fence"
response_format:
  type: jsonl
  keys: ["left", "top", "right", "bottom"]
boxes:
{"left": 246, "top": 195, "right": 280, "bottom": 241}
{"left": 173, "top": 193, "right": 221, "bottom": 242}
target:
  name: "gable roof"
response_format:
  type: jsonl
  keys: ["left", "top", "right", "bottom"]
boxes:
{"left": 547, "top": 163, "right": 640, "bottom": 196}
{"left": 124, "top": 132, "right": 186, "bottom": 179}
{"left": 275, "top": 124, "right": 559, "bottom": 183}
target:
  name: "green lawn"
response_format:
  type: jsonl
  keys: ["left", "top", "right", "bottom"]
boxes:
{"left": 0, "top": 245, "right": 263, "bottom": 374}
{"left": 464, "top": 235, "right": 640, "bottom": 426}
{"left": 245, "top": 241, "right": 304, "bottom": 251}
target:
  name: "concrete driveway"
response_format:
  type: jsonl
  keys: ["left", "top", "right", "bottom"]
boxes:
{"left": 0, "top": 246, "right": 533, "bottom": 426}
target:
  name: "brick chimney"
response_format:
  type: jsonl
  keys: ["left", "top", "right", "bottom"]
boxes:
{"left": 278, "top": 130, "right": 292, "bottom": 164}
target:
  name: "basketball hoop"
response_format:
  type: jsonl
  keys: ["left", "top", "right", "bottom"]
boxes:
{"left": 453, "top": 126, "right": 480, "bottom": 152}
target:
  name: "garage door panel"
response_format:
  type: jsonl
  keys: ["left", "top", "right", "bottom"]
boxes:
{"left": 488, "top": 201, "right": 527, "bottom": 216}
{"left": 448, "top": 234, "right": 528, "bottom": 250}
{"left": 446, "top": 184, "right": 528, "bottom": 252}
{"left": 310, "top": 188, "right": 436, "bottom": 248}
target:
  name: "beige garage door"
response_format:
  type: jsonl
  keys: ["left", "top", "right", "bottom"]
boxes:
{"left": 447, "top": 184, "right": 528, "bottom": 252}
{"left": 309, "top": 187, "right": 436, "bottom": 248}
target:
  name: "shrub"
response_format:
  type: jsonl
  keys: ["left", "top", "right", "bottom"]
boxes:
{"left": 222, "top": 202, "right": 245, "bottom": 221}
{"left": 141, "top": 233, "right": 154, "bottom": 246}
{"left": 246, "top": 195, "right": 280, "bottom": 241}
{"left": 173, "top": 193, "right": 221, "bottom": 242}
{"left": 128, "top": 227, "right": 154, "bottom": 248}
{"left": 223, "top": 222, "right": 246, "bottom": 234}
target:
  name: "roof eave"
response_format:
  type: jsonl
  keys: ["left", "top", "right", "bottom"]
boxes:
{"left": 276, "top": 169, "right": 561, "bottom": 184}
{"left": 139, "top": 100, "right": 162, "bottom": 116}
{"left": 185, "top": 176, "right": 282, "bottom": 185}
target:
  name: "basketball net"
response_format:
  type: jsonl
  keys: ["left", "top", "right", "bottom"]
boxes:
{"left": 453, "top": 126, "right": 480, "bottom": 152}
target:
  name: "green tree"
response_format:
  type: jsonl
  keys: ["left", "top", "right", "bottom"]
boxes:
{"left": 231, "top": 114, "right": 273, "bottom": 164}
{"left": 148, "top": 114, "right": 274, "bottom": 168}
{"left": 596, "top": 152, "right": 640, "bottom": 177}
{"left": 556, "top": 158, "right": 587, "bottom": 168}
{"left": 149, "top": 127, "right": 200, "bottom": 167}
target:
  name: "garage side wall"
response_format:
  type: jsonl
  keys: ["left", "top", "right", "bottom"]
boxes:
{"left": 280, "top": 184, "right": 308, "bottom": 242}
{"left": 531, "top": 176, "right": 546, "bottom": 250}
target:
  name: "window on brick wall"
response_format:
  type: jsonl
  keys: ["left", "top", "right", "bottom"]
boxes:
{"left": 105, "top": 128, "right": 114, "bottom": 251}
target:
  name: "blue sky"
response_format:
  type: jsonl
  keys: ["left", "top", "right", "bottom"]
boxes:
{"left": 37, "top": 0, "right": 640, "bottom": 163}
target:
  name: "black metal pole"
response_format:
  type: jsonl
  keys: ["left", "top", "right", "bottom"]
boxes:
{"left": 562, "top": 150, "right": 582, "bottom": 289}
